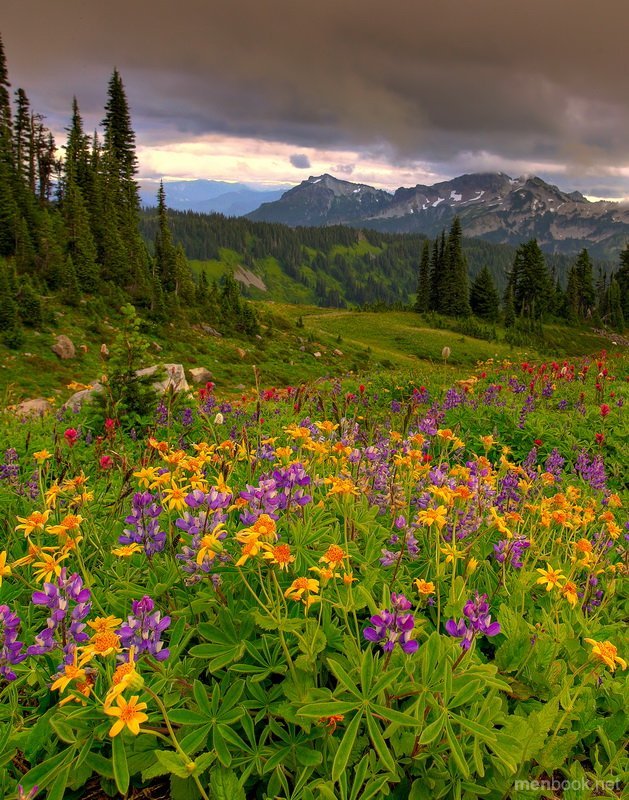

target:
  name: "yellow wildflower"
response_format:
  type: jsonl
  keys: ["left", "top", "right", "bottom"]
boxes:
{"left": 87, "top": 616, "right": 123, "bottom": 634}
{"left": 162, "top": 483, "right": 190, "bottom": 511}
{"left": 415, "top": 579, "right": 435, "bottom": 596}
{"left": 535, "top": 563, "right": 565, "bottom": 591}
{"left": 583, "top": 638, "right": 627, "bottom": 672}
{"left": 33, "top": 449, "right": 53, "bottom": 463}
{"left": 417, "top": 506, "right": 448, "bottom": 530}
{"left": 285, "top": 576, "right": 320, "bottom": 606}
{"left": 15, "top": 510, "right": 51, "bottom": 536}
{"left": 0, "top": 551, "right": 11, "bottom": 586}
{"left": 51, "top": 649, "right": 87, "bottom": 695}
{"left": 262, "top": 543, "right": 295, "bottom": 571}
{"left": 105, "top": 695, "right": 149, "bottom": 737}
{"left": 32, "top": 551, "right": 69, "bottom": 583}
{"left": 236, "top": 514, "right": 277, "bottom": 544}
{"left": 112, "top": 543, "right": 143, "bottom": 557}
{"left": 561, "top": 581, "right": 579, "bottom": 608}
{"left": 319, "top": 544, "right": 348, "bottom": 570}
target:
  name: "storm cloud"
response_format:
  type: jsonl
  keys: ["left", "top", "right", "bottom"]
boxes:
{"left": 289, "top": 154, "right": 311, "bottom": 169}
{"left": 3, "top": 0, "right": 629, "bottom": 194}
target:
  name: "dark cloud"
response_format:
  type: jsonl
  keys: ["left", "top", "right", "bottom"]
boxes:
{"left": 289, "top": 153, "right": 311, "bottom": 169}
{"left": 3, "top": 0, "right": 629, "bottom": 190}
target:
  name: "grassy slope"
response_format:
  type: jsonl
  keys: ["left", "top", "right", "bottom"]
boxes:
{"left": 0, "top": 300, "right": 615, "bottom": 407}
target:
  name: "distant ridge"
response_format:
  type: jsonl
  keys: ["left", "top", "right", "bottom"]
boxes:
{"left": 247, "top": 172, "right": 629, "bottom": 258}
{"left": 140, "top": 179, "right": 288, "bottom": 216}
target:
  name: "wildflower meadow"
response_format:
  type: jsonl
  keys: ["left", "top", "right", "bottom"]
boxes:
{"left": 0, "top": 351, "right": 627, "bottom": 799}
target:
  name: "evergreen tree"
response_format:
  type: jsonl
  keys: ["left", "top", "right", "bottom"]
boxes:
{"left": 154, "top": 180, "right": 177, "bottom": 292}
{"left": 508, "top": 239, "right": 552, "bottom": 322}
{"left": 414, "top": 239, "right": 430, "bottom": 313}
{"left": 13, "top": 88, "right": 31, "bottom": 187}
{"left": 565, "top": 264, "right": 580, "bottom": 322}
{"left": 63, "top": 179, "right": 99, "bottom": 291}
{"left": 470, "top": 266, "right": 500, "bottom": 321}
{"left": 17, "top": 276, "right": 42, "bottom": 328}
{"left": 60, "top": 254, "right": 81, "bottom": 305}
{"left": 429, "top": 232, "right": 446, "bottom": 311}
{"left": 174, "top": 243, "right": 196, "bottom": 305}
{"left": 0, "top": 33, "right": 11, "bottom": 131}
{"left": 616, "top": 244, "right": 629, "bottom": 323}
{"left": 102, "top": 68, "right": 139, "bottom": 204}
{"left": 444, "top": 217, "right": 471, "bottom": 316}
{"left": 64, "top": 97, "right": 92, "bottom": 194}
{"left": 606, "top": 279, "right": 625, "bottom": 331}
{"left": 574, "top": 248, "right": 595, "bottom": 318}
{"left": 503, "top": 284, "right": 516, "bottom": 328}
{"left": 0, "top": 259, "right": 19, "bottom": 332}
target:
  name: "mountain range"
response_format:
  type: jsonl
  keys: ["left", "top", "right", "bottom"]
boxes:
{"left": 139, "top": 179, "right": 288, "bottom": 216}
{"left": 246, "top": 173, "right": 629, "bottom": 258}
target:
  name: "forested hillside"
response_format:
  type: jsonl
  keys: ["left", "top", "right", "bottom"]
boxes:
{"left": 139, "top": 208, "right": 616, "bottom": 310}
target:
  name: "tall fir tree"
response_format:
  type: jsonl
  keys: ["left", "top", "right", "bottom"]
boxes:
{"left": 508, "top": 239, "right": 552, "bottom": 322}
{"left": 101, "top": 70, "right": 151, "bottom": 300}
{"left": 606, "top": 279, "right": 625, "bottom": 331}
{"left": 0, "top": 33, "right": 11, "bottom": 131}
{"left": 0, "top": 34, "right": 17, "bottom": 257}
{"left": 615, "top": 244, "right": 629, "bottom": 323}
{"left": 414, "top": 239, "right": 431, "bottom": 313}
{"left": 444, "top": 216, "right": 471, "bottom": 316}
{"left": 154, "top": 180, "right": 178, "bottom": 292}
{"left": 470, "top": 266, "right": 500, "bottom": 321}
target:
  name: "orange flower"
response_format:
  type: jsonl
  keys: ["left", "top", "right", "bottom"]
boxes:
{"left": 51, "top": 649, "right": 87, "bottom": 694}
{"left": 235, "top": 538, "right": 263, "bottom": 567}
{"left": 15, "top": 510, "right": 51, "bottom": 536}
{"left": 417, "top": 506, "right": 448, "bottom": 530}
{"left": 0, "top": 551, "right": 11, "bottom": 587}
{"left": 112, "top": 544, "right": 143, "bottom": 557}
{"left": 584, "top": 638, "right": 627, "bottom": 672}
{"left": 561, "top": 581, "right": 579, "bottom": 608}
{"left": 236, "top": 514, "right": 278, "bottom": 544}
{"left": 284, "top": 576, "right": 320, "bottom": 605}
{"left": 415, "top": 579, "right": 436, "bottom": 596}
{"left": 104, "top": 695, "right": 149, "bottom": 737}
{"left": 320, "top": 544, "right": 348, "bottom": 570}
{"left": 87, "top": 616, "right": 123, "bottom": 634}
{"left": 262, "top": 543, "right": 295, "bottom": 571}
{"left": 32, "top": 551, "right": 69, "bottom": 583}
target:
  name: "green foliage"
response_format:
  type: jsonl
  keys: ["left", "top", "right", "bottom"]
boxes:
{"left": 0, "top": 350, "right": 626, "bottom": 798}
{"left": 99, "top": 303, "right": 162, "bottom": 426}
{"left": 470, "top": 266, "right": 500, "bottom": 322}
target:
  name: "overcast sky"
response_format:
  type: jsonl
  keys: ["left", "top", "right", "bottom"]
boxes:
{"left": 3, "top": 0, "right": 629, "bottom": 199}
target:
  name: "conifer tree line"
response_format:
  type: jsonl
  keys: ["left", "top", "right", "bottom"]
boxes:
{"left": 414, "top": 217, "right": 627, "bottom": 331}
{"left": 0, "top": 33, "right": 257, "bottom": 347}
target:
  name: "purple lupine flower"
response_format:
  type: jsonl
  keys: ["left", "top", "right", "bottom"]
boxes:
{"left": 544, "top": 448, "right": 565, "bottom": 480}
{"left": 0, "top": 447, "right": 20, "bottom": 487}
{"left": 363, "top": 592, "right": 418, "bottom": 655}
{"left": 175, "top": 488, "right": 231, "bottom": 583}
{"left": 442, "top": 388, "right": 465, "bottom": 410}
{"left": 119, "top": 491, "right": 166, "bottom": 557}
{"left": 27, "top": 570, "right": 91, "bottom": 660}
{"left": 493, "top": 535, "right": 530, "bottom": 569}
{"left": 118, "top": 596, "right": 170, "bottom": 661}
{"left": 496, "top": 471, "right": 520, "bottom": 512}
{"left": 574, "top": 450, "right": 608, "bottom": 492}
{"left": 0, "top": 605, "right": 27, "bottom": 681}
{"left": 155, "top": 400, "right": 169, "bottom": 426}
{"left": 180, "top": 407, "right": 194, "bottom": 427}
{"left": 446, "top": 592, "right": 500, "bottom": 650}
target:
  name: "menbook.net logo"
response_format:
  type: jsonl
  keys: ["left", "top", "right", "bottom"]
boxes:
{"left": 514, "top": 778, "right": 622, "bottom": 792}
